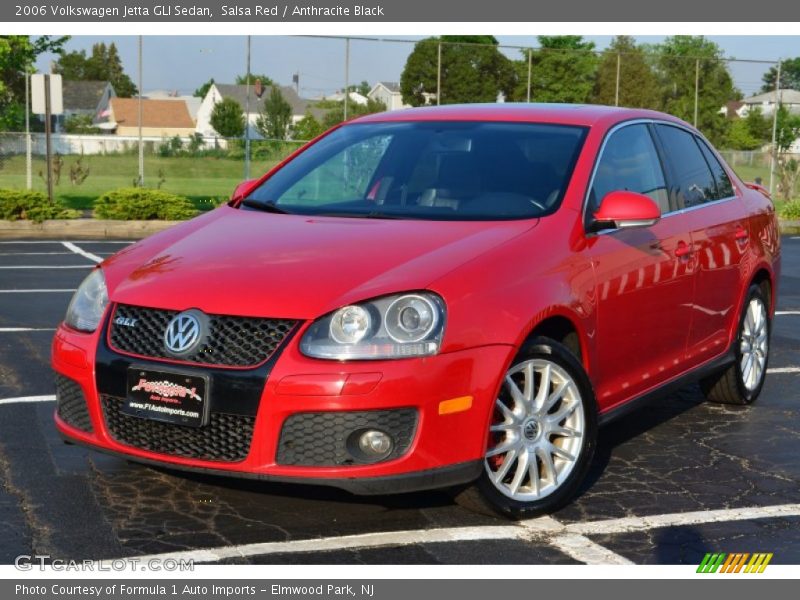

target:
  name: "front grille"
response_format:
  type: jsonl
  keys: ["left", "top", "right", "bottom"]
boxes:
{"left": 55, "top": 374, "right": 93, "bottom": 432}
{"left": 277, "top": 409, "right": 418, "bottom": 466}
{"left": 101, "top": 395, "right": 254, "bottom": 462}
{"left": 109, "top": 304, "right": 297, "bottom": 367}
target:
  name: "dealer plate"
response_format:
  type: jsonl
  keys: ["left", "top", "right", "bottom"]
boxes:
{"left": 123, "top": 367, "right": 209, "bottom": 428}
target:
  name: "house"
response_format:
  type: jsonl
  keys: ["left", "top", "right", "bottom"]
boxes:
{"left": 368, "top": 81, "right": 411, "bottom": 111}
{"left": 106, "top": 97, "right": 196, "bottom": 137}
{"left": 196, "top": 83, "right": 325, "bottom": 138}
{"left": 739, "top": 89, "right": 800, "bottom": 117}
{"left": 143, "top": 90, "right": 202, "bottom": 121}
{"left": 57, "top": 80, "right": 115, "bottom": 131}
{"left": 718, "top": 100, "right": 745, "bottom": 119}
{"left": 319, "top": 90, "right": 368, "bottom": 106}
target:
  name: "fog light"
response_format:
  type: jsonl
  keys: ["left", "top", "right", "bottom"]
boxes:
{"left": 358, "top": 430, "right": 393, "bottom": 457}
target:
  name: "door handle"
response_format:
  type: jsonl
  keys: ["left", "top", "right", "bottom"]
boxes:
{"left": 675, "top": 241, "right": 693, "bottom": 258}
{"left": 735, "top": 227, "right": 749, "bottom": 241}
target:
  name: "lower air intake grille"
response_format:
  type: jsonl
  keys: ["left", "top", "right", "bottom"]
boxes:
{"left": 101, "top": 396, "right": 254, "bottom": 462}
{"left": 55, "top": 374, "right": 93, "bottom": 432}
{"left": 276, "top": 408, "right": 418, "bottom": 466}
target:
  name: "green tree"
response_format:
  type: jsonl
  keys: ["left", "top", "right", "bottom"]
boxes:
{"left": 236, "top": 73, "right": 274, "bottom": 86}
{"left": 652, "top": 36, "right": 736, "bottom": 146}
{"left": 0, "top": 35, "right": 68, "bottom": 131}
{"left": 400, "top": 36, "right": 516, "bottom": 106}
{"left": 744, "top": 107, "right": 772, "bottom": 143}
{"left": 725, "top": 118, "right": 762, "bottom": 150}
{"left": 54, "top": 42, "right": 137, "bottom": 97}
{"left": 348, "top": 80, "right": 371, "bottom": 96}
{"left": 255, "top": 86, "right": 293, "bottom": 140}
{"left": 210, "top": 97, "right": 245, "bottom": 138}
{"left": 194, "top": 77, "right": 214, "bottom": 98}
{"left": 761, "top": 57, "right": 800, "bottom": 93}
{"left": 322, "top": 98, "right": 386, "bottom": 129}
{"left": 774, "top": 105, "right": 800, "bottom": 201}
{"left": 513, "top": 36, "right": 598, "bottom": 103}
{"left": 292, "top": 110, "right": 324, "bottom": 140}
{"left": 592, "top": 36, "right": 659, "bottom": 109}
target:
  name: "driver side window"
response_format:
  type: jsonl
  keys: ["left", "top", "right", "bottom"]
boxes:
{"left": 589, "top": 124, "right": 669, "bottom": 214}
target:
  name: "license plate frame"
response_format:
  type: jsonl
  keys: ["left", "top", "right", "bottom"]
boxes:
{"left": 123, "top": 366, "right": 210, "bottom": 428}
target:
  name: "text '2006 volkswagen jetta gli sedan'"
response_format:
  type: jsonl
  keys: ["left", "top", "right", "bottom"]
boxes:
{"left": 52, "top": 104, "right": 780, "bottom": 517}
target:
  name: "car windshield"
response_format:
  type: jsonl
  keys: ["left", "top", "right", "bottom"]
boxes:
{"left": 244, "top": 120, "right": 588, "bottom": 220}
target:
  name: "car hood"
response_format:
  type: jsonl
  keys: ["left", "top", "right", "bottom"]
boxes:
{"left": 103, "top": 206, "right": 537, "bottom": 319}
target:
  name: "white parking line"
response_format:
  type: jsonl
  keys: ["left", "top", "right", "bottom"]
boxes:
{"left": 563, "top": 503, "right": 800, "bottom": 536}
{"left": 0, "top": 252, "right": 72, "bottom": 256}
{"left": 0, "top": 395, "right": 55, "bottom": 406}
{"left": 776, "top": 311, "right": 800, "bottom": 316}
{"left": 0, "top": 289, "right": 76, "bottom": 293}
{"left": 124, "top": 526, "right": 524, "bottom": 565}
{"left": 61, "top": 242, "right": 103, "bottom": 264}
{"left": 116, "top": 502, "right": 800, "bottom": 566}
{"left": 0, "top": 328, "right": 55, "bottom": 332}
{"left": 0, "top": 265, "right": 92, "bottom": 269}
{"left": 0, "top": 241, "right": 132, "bottom": 244}
{"left": 767, "top": 367, "right": 800, "bottom": 374}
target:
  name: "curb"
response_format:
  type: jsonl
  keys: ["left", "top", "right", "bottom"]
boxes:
{"left": 0, "top": 219, "right": 181, "bottom": 240}
{"left": 2, "top": 218, "right": 800, "bottom": 240}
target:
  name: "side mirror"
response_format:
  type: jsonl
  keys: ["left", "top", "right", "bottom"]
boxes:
{"left": 592, "top": 190, "right": 661, "bottom": 231}
{"left": 231, "top": 178, "right": 259, "bottom": 202}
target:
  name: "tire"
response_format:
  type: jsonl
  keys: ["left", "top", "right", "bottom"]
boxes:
{"left": 453, "top": 337, "right": 597, "bottom": 518}
{"left": 700, "top": 283, "right": 770, "bottom": 405}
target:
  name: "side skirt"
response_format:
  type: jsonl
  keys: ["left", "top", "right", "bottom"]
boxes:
{"left": 598, "top": 348, "right": 736, "bottom": 427}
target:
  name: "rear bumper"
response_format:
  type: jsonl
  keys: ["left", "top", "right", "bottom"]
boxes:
{"left": 52, "top": 321, "right": 513, "bottom": 494}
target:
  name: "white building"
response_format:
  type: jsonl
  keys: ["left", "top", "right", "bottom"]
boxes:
{"left": 738, "top": 89, "right": 800, "bottom": 117}
{"left": 368, "top": 82, "right": 411, "bottom": 111}
{"left": 196, "top": 83, "right": 325, "bottom": 138}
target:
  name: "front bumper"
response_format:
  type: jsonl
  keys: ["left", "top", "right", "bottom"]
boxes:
{"left": 52, "top": 320, "right": 514, "bottom": 495}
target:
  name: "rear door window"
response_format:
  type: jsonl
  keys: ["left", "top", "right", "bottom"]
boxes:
{"left": 696, "top": 138, "right": 735, "bottom": 200}
{"left": 654, "top": 125, "right": 719, "bottom": 209}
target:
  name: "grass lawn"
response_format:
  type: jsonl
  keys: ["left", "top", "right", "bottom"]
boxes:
{"left": 0, "top": 154, "right": 281, "bottom": 211}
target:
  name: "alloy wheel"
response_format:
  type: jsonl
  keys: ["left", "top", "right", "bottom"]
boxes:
{"left": 485, "top": 359, "right": 585, "bottom": 501}
{"left": 740, "top": 297, "right": 768, "bottom": 392}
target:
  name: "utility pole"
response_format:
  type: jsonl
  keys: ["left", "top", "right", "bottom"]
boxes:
{"left": 437, "top": 42, "right": 442, "bottom": 106}
{"left": 526, "top": 49, "right": 532, "bottom": 103}
{"left": 769, "top": 60, "right": 782, "bottom": 196}
{"left": 25, "top": 71, "right": 31, "bottom": 190}
{"left": 244, "top": 35, "right": 251, "bottom": 180}
{"left": 693, "top": 59, "right": 700, "bottom": 128}
{"left": 43, "top": 74, "right": 54, "bottom": 204}
{"left": 615, "top": 53, "right": 621, "bottom": 107}
{"left": 137, "top": 36, "right": 144, "bottom": 186}
{"left": 344, "top": 37, "right": 350, "bottom": 121}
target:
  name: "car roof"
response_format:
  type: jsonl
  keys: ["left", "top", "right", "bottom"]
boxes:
{"left": 352, "top": 103, "right": 690, "bottom": 130}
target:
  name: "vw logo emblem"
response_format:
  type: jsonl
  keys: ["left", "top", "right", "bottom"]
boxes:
{"left": 164, "top": 311, "right": 204, "bottom": 355}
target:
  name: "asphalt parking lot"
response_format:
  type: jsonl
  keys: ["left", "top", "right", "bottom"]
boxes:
{"left": 0, "top": 237, "right": 799, "bottom": 566}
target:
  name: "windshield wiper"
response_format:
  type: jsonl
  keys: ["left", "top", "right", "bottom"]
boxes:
{"left": 313, "top": 210, "right": 405, "bottom": 220}
{"left": 241, "top": 199, "right": 293, "bottom": 214}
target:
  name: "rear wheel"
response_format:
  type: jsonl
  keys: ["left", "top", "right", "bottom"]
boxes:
{"left": 454, "top": 337, "right": 597, "bottom": 518}
{"left": 701, "top": 284, "right": 770, "bottom": 405}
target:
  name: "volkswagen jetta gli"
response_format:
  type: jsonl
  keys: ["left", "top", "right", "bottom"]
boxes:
{"left": 52, "top": 104, "right": 780, "bottom": 517}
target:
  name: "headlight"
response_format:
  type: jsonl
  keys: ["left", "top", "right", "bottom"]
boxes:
{"left": 64, "top": 269, "right": 109, "bottom": 332}
{"left": 300, "top": 292, "right": 446, "bottom": 360}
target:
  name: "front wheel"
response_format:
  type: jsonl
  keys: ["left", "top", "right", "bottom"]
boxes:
{"left": 454, "top": 337, "right": 597, "bottom": 518}
{"left": 701, "top": 284, "right": 771, "bottom": 405}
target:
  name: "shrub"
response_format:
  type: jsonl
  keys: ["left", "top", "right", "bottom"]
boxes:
{"left": 94, "top": 188, "right": 198, "bottom": 220}
{"left": 778, "top": 199, "right": 800, "bottom": 220}
{"left": 0, "top": 189, "right": 80, "bottom": 222}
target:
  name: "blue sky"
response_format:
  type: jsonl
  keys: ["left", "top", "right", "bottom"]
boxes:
{"left": 34, "top": 35, "right": 800, "bottom": 99}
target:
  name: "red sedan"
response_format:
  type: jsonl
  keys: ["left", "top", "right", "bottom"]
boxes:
{"left": 52, "top": 104, "right": 780, "bottom": 517}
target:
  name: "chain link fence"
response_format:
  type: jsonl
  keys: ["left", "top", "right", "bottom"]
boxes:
{"left": 2, "top": 35, "right": 799, "bottom": 210}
